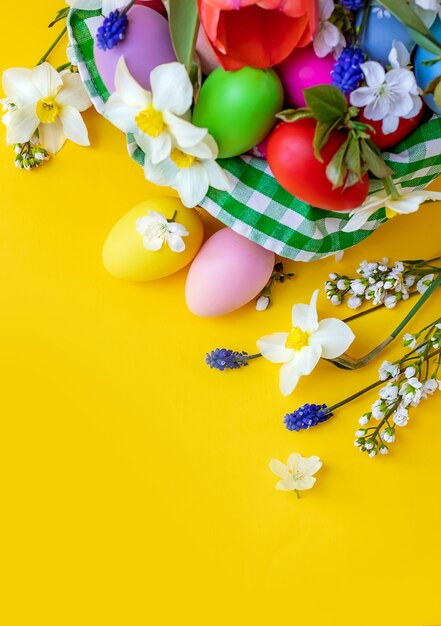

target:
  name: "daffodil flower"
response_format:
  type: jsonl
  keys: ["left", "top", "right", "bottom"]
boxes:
{"left": 269, "top": 454, "right": 322, "bottom": 493}
{"left": 257, "top": 290, "right": 355, "bottom": 396}
{"left": 1, "top": 63, "right": 91, "bottom": 153}
{"left": 65, "top": 0, "right": 124, "bottom": 15}
{"left": 342, "top": 186, "right": 441, "bottom": 233}
{"left": 142, "top": 134, "right": 231, "bottom": 208}
{"left": 136, "top": 211, "right": 189, "bottom": 252}
{"left": 104, "top": 58, "right": 207, "bottom": 164}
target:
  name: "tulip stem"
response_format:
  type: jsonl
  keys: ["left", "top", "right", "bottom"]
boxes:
{"left": 382, "top": 175, "right": 401, "bottom": 200}
{"left": 37, "top": 26, "right": 67, "bottom": 66}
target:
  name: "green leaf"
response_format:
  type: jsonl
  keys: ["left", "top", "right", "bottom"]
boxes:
{"left": 304, "top": 85, "right": 348, "bottom": 123}
{"left": 423, "top": 75, "right": 441, "bottom": 96}
{"left": 49, "top": 7, "right": 70, "bottom": 28}
{"left": 435, "top": 81, "right": 441, "bottom": 109}
{"left": 168, "top": 0, "right": 199, "bottom": 73}
{"left": 313, "top": 120, "right": 340, "bottom": 162}
{"left": 276, "top": 108, "right": 315, "bottom": 122}
{"left": 344, "top": 134, "right": 362, "bottom": 181}
{"left": 360, "top": 139, "right": 394, "bottom": 179}
{"left": 326, "top": 137, "right": 350, "bottom": 189}
{"left": 378, "top": 0, "right": 441, "bottom": 56}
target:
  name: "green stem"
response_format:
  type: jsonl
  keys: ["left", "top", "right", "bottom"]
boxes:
{"left": 295, "top": 490, "right": 301, "bottom": 499}
{"left": 382, "top": 175, "right": 400, "bottom": 200}
{"left": 390, "top": 272, "right": 441, "bottom": 339}
{"left": 121, "top": 0, "right": 136, "bottom": 16}
{"left": 356, "top": 0, "right": 371, "bottom": 45}
{"left": 56, "top": 62, "right": 71, "bottom": 73}
{"left": 37, "top": 26, "right": 67, "bottom": 66}
{"left": 245, "top": 353, "right": 262, "bottom": 361}
{"left": 167, "top": 210, "right": 178, "bottom": 223}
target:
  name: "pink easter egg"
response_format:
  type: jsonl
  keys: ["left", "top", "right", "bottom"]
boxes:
{"left": 185, "top": 228, "right": 275, "bottom": 318}
{"left": 94, "top": 5, "right": 176, "bottom": 94}
{"left": 276, "top": 44, "right": 336, "bottom": 108}
{"left": 135, "top": 0, "right": 167, "bottom": 16}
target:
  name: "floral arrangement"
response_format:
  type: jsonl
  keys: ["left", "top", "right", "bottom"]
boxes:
{"left": 2, "top": 1, "right": 441, "bottom": 495}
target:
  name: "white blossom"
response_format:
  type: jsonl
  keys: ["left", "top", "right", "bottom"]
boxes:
{"left": 379, "top": 360, "right": 400, "bottom": 381}
{"left": 269, "top": 454, "right": 322, "bottom": 492}
{"left": 417, "top": 274, "right": 435, "bottom": 294}
{"left": 313, "top": 0, "right": 345, "bottom": 58}
{"left": 136, "top": 211, "right": 189, "bottom": 253}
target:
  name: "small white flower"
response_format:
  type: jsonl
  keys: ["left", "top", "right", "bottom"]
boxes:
{"left": 337, "top": 278, "right": 349, "bottom": 290}
{"left": 368, "top": 449, "right": 377, "bottom": 458}
{"left": 416, "top": 274, "right": 435, "bottom": 294}
{"left": 350, "top": 279, "right": 366, "bottom": 296}
{"left": 136, "top": 211, "right": 189, "bottom": 253}
{"left": 65, "top": 0, "right": 124, "bottom": 16}
{"left": 313, "top": 0, "right": 345, "bottom": 58}
{"left": 331, "top": 294, "right": 342, "bottom": 306}
{"left": 379, "top": 383, "right": 399, "bottom": 402}
{"left": 384, "top": 294, "right": 398, "bottom": 309}
{"left": 256, "top": 295, "right": 270, "bottom": 311}
{"left": 342, "top": 186, "right": 441, "bottom": 233}
{"left": 104, "top": 58, "right": 207, "bottom": 165}
{"left": 355, "top": 429, "right": 367, "bottom": 437}
{"left": 143, "top": 134, "right": 231, "bottom": 208}
{"left": 358, "top": 414, "right": 371, "bottom": 426}
{"left": 269, "top": 454, "right": 322, "bottom": 492}
{"left": 399, "top": 377, "right": 423, "bottom": 406}
{"left": 1, "top": 63, "right": 91, "bottom": 153}
{"left": 365, "top": 442, "right": 374, "bottom": 450}
{"left": 421, "top": 378, "right": 439, "bottom": 398}
{"left": 382, "top": 429, "right": 395, "bottom": 443}
{"left": 379, "top": 445, "right": 389, "bottom": 455}
{"left": 350, "top": 47, "right": 422, "bottom": 134}
{"left": 393, "top": 406, "right": 409, "bottom": 427}
{"left": 405, "top": 366, "right": 417, "bottom": 379}
{"left": 379, "top": 360, "right": 400, "bottom": 381}
{"left": 372, "top": 399, "right": 387, "bottom": 420}
{"left": 347, "top": 296, "right": 362, "bottom": 310}
{"left": 257, "top": 290, "right": 355, "bottom": 396}
{"left": 403, "top": 333, "right": 417, "bottom": 348}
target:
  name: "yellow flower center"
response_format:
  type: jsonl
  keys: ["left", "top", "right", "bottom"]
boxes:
{"left": 36, "top": 97, "right": 59, "bottom": 124}
{"left": 285, "top": 326, "right": 309, "bottom": 350}
{"left": 385, "top": 206, "right": 398, "bottom": 219}
{"left": 135, "top": 106, "right": 164, "bottom": 137}
{"left": 170, "top": 148, "right": 196, "bottom": 169}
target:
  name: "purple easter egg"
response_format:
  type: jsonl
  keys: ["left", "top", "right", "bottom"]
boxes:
{"left": 276, "top": 44, "right": 336, "bottom": 108}
{"left": 94, "top": 5, "right": 176, "bottom": 94}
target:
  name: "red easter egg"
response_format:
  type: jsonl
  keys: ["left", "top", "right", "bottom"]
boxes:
{"left": 359, "top": 106, "right": 425, "bottom": 150}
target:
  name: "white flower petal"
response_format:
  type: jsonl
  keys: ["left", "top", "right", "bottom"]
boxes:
{"left": 114, "top": 57, "right": 150, "bottom": 109}
{"left": 279, "top": 360, "right": 301, "bottom": 396}
{"left": 149, "top": 131, "right": 172, "bottom": 164}
{"left": 182, "top": 134, "right": 218, "bottom": 159}
{"left": 151, "top": 63, "right": 193, "bottom": 116}
{"left": 298, "top": 456, "right": 322, "bottom": 476}
{"left": 269, "top": 459, "right": 290, "bottom": 480}
{"left": 292, "top": 289, "right": 319, "bottom": 333}
{"left": 166, "top": 232, "right": 186, "bottom": 252}
{"left": 381, "top": 114, "right": 400, "bottom": 134}
{"left": 136, "top": 215, "right": 158, "bottom": 236}
{"left": 203, "top": 158, "right": 231, "bottom": 191}
{"left": 174, "top": 163, "right": 209, "bottom": 208}
{"left": 286, "top": 453, "right": 303, "bottom": 470}
{"left": 275, "top": 479, "right": 296, "bottom": 492}
{"left": 164, "top": 111, "right": 208, "bottom": 148}
{"left": 102, "top": 0, "right": 125, "bottom": 14}
{"left": 104, "top": 93, "right": 139, "bottom": 133}
{"left": 59, "top": 105, "right": 90, "bottom": 146}
{"left": 311, "top": 318, "right": 355, "bottom": 359}
{"left": 5, "top": 105, "right": 39, "bottom": 144}
{"left": 57, "top": 72, "right": 91, "bottom": 112}
{"left": 387, "top": 195, "right": 423, "bottom": 215}
{"left": 142, "top": 234, "right": 164, "bottom": 251}
{"left": 342, "top": 207, "right": 378, "bottom": 232}
{"left": 2, "top": 68, "right": 40, "bottom": 106}
{"left": 361, "top": 61, "right": 386, "bottom": 88}
{"left": 294, "top": 344, "right": 322, "bottom": 376}
{"left": 39, "top": 118, "right": 66, "bottom": 153}
{"left": 294, "top": 475, "right": 316, "bottom": 490}
{"left": 31, "top": 62, "right": 62, "bottom": 98}
{"left": 388, "top": 40, "right": 411, "bottom": 68}
{"left": 350, "top": 87, "right": 378, "bottom": 108}
{"left": 168, "top": 222, "right": 189, "bottom": 237}
{"left": 257, "top": 333, "right": 293, "bottom": 363}
{"left": 144, "top": 156, "right": 178, "bottom": 187}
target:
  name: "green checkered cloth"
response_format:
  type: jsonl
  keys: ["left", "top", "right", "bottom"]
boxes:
{"left": 68, "top": 8, "right": 441, "bottom": 261}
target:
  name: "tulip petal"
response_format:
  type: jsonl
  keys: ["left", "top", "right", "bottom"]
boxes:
{"left": 257, "top": 333, "right": 293, "bottom": 363}
{"left": 310, "top": 318, "right": 355, "bottom": 359}
{"left": 151, "top": 63, "right": 193, "bottom": 116}
{"left": 5, "top": 105, "right": 39, "bottom": 144}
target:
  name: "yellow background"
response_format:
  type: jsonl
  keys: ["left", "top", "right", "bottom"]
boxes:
{"left": 1, "top": 3, "right": 441, "bottom": 624}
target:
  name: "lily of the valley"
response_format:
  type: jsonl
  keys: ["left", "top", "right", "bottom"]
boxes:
{"left": 257, "top": 290, "right": 355, "bottom": 396}
{"left": 343, "top": 186, "right": 441, "bottom": 232}
{"left": 269, "top": 453, "right": 322, "bottom": 493}
{"left": 104, "top": 58, "right": 207, "bottom": 164}
{"left": 2, "top": 63, "right": 91, "bottom": 153}
{"left": 350, "top": 43, "right": 422, "bottom": 134}
{"left": 136, "top": 211, "right": 189, "bottom": 252}
{"left": 142, "top": 134, "right": 231, "bottom": 208}
{"left": 65, "top": 0, "right": 124, "bottom": 15}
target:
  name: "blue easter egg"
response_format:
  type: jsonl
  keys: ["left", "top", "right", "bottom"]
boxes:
{"left": 414, "top": 18, "right": 441, "bottom": 115}
{"left": 357, "top": 1, "right": 415, "bottom": 66}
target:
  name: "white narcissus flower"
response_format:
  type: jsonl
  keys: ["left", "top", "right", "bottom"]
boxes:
{"left": 136, "top": 211, "right": 189, "bottom": 253}
{"left": 65, "top": 0, "right": 124, "bottom": 15}
{"left": 104, "top": 58, "right": 207, "bottom": 165}
{"left": 413, "top": 0, "right": 441, "bottom": 18}
{"left": 257, "top": 290, "right": 355, "bottom": 396}
{"left": 142, "top": 134, "right": 231, "bottom": 208}
{"left": 350, "top": 49, "right": 422, "bottom": 134}
{"left": 342, "top": 186, "right": 441, "bottom": 233}
{"left": 313, "top": 0, "right": 345, "bottom": 58}
{"left": 1, "top": 63, "right": 91, "bottom": 153}
{"left": 269, "top": 454, "right": 322, "bottom": 493}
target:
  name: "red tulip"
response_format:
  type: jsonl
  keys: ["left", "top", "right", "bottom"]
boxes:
{"left": 198, "top": 0, "right": 318, "bottom": 70}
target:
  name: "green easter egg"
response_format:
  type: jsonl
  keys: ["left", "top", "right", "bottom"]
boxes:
{"left": 103, "top": 197, "right": 204, "bottom": 281}
{"left": 192, "top": 67, "right": 284, "bottom": 158}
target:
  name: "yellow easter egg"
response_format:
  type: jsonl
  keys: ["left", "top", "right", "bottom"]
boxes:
{"left": 103, "top": 198, "right": 204, "bottom": 281}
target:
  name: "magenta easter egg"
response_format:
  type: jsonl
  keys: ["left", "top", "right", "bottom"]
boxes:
{"left": 94, "top": 5, "right": 176, "bottom": 93}
{"left": 185, "top": 229, "right": 275, "bottom": 317}
{"left": 276, "top": 44, "right": 335, "bottom": 108}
